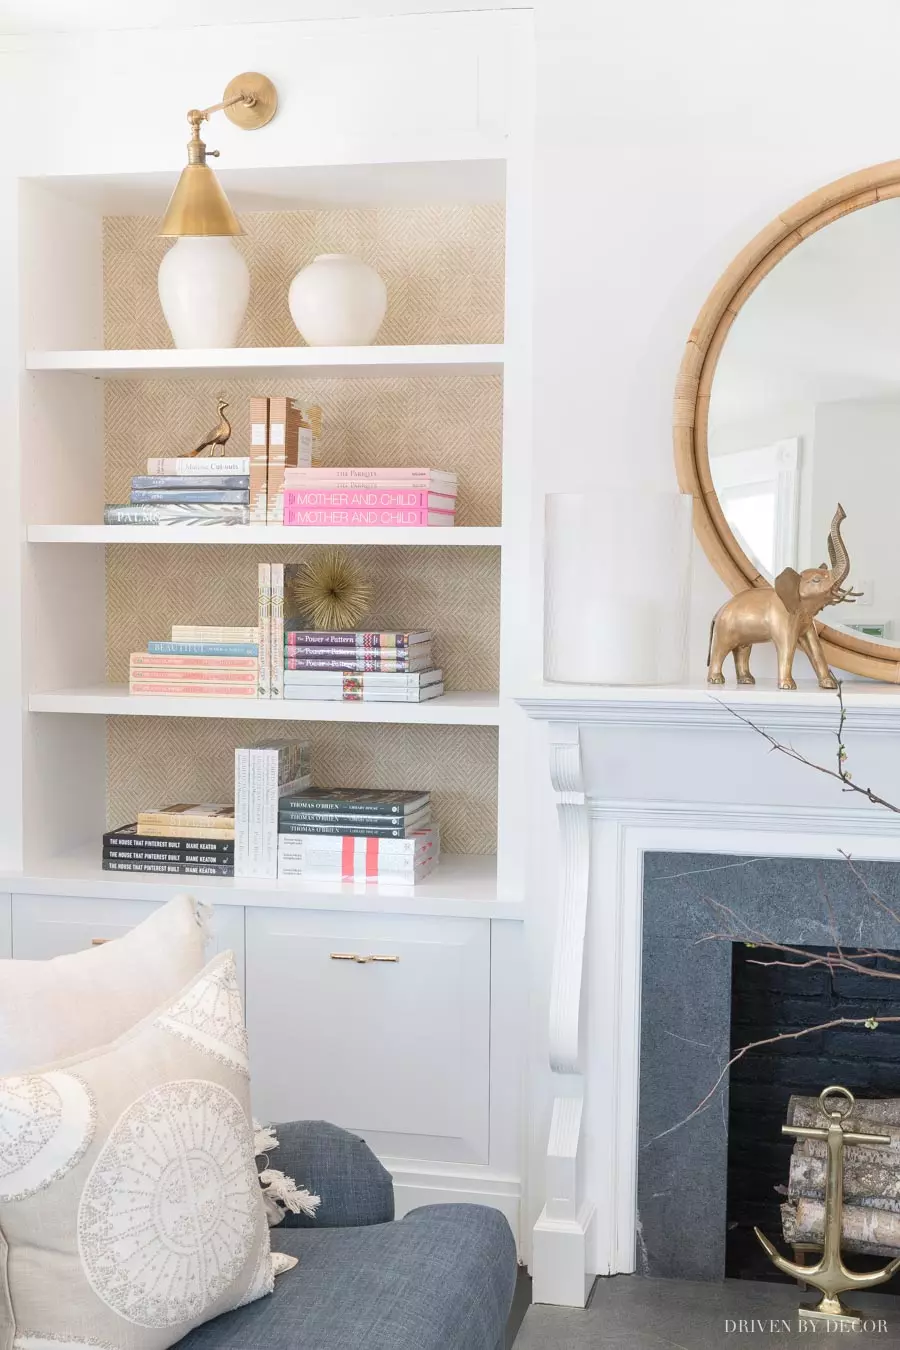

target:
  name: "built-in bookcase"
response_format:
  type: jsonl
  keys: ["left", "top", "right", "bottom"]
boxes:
{"left": 12, "top": 157, "right": 532, "bottom": 918}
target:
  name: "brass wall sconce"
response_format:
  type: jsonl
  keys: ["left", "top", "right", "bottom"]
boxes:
{"left": 156, "top": 72, "right": 278, "bottom": 349}
{"left": 160, "top": 72, "right": 278, "bottom": 237}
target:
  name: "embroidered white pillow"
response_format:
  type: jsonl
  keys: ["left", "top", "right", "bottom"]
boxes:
{"left": 0, "top": 894, "right": 209, "bottom": 1076}
{"left": 0, "top": 951, "right": 272, "bottom": 1350}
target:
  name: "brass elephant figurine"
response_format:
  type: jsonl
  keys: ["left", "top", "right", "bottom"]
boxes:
{"left": 708, "top": 504, "right": 860, "bottom": 691}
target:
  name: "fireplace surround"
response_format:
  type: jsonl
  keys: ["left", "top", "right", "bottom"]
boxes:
{"left": 639, "top": 852, "right": 900, "bottom": 1283}
{"left": 519, "top": 683, "right": 900, "bottom": 1307}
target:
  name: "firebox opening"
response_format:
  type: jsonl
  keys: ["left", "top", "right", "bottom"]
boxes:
{"left": 726, "top": 941, "right": 900, "bottom": 1287}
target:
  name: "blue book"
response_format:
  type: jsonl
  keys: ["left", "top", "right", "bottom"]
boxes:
{"left": 130, "top": 489, "right": 250, "bottom": 504}
{"left": 148, "top": 641, "right": 259, "bottom": 656}
{"left": 132, "top": 476, "right": 250, "bottom": 490}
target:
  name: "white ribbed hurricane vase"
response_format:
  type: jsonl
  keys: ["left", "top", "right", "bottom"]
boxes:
{"left": 544, "top": 490, "right": 693, "bottom": 684}
{"left": 158, "top": 238, "right": 250, "bottom": 349}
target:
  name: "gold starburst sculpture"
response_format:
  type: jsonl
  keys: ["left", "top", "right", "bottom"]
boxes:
{"left": 289, "top": 550, "right": 373, "bottom": 631}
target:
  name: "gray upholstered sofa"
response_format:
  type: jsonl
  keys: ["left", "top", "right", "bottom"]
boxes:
{"left": 177, "top": 1121, "right": 518, "bottom": 1350}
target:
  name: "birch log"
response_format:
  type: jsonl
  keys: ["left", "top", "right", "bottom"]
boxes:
{"left": 780, "top": 1097, "right": 900, "bottom": 1254}
{"left": 782, "top": 1199, "right": 900, "bottom": 1258}
{"left": 787, "top": 1096, "right": 900, "bottom": 1132}
{"left": 788, "top": 1144, "right": 900, "bottom": 1212}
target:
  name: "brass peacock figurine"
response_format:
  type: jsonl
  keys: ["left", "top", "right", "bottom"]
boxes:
{"left": 186, "top": 399, "right": 232, "bottom": 457}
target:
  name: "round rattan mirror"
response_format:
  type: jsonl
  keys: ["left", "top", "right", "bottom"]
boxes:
{"left": 674, "top": 159, "right": 900, "bottom": 682}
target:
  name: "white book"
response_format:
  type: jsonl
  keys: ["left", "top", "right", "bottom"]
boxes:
{"left": 277, "top": 856, "right": 439, "bottom": 884}
{"left": 236, "top": 740, "right": 312, "bottom": 879}
{"left": 146, "top": 457, "right": 251, "bottom": 476}
{"left": 283, "top": 683, "right": 445, "bottom": 703}
{"left": 283, "top": 667, "right": 443, "bottom": 687}
{"left": 234, "top": 748, "right": 252, "bottom": 877}
{"left": 270, "top": 563, "right": 284, "bottom": 700}
{"left": 257, "top": 563, "right": 271, "bottom": 698}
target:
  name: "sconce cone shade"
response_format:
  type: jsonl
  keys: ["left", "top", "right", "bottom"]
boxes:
{"left": 159, "top": 163, "right": 243, "bottom": 237}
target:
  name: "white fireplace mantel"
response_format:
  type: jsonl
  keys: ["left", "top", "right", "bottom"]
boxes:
{"left": 517, "top": 680, "right": 900, "bottom": 1308}
{"left": 518, "top": 678, "right": 900, "bottom": 733}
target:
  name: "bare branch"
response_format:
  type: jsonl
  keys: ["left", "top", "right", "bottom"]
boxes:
{"left": 712, "top": 694, "right": 900, "bottom": 814}
{"left": 646, "top": 1017, "right": 900, "bottom": 1146}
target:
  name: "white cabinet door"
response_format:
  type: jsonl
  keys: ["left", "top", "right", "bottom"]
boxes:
{"left": 10, "top": 895, "right": 245, "bottom": 992}
{"left": 0, "top": 893, "right": 10, "bottom": 957}
{"left": 245, "top": 909, "right": 490, "bottom": 1165}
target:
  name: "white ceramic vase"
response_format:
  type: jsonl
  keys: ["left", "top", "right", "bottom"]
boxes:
{"left": 158, "top": 238, "right": 250, "bottom": 349}
{"left": 544, "top": 490, "right": 694, "bottom": 685}
{"left": 288, "top": 253, "right": 387, "bottom": 346}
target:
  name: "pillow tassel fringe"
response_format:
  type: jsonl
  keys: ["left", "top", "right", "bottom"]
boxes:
{"left": 259, "top": 1167, "right": 322, "bottom": 1225}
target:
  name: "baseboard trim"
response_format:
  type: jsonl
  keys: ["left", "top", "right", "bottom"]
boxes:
{"left": 384, "top": 1159, "right": 522, "bottom": 1239}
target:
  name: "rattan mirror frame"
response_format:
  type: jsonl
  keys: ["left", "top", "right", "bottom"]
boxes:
{"left": 674, "top": 159, "right": 900, "bottom": 683}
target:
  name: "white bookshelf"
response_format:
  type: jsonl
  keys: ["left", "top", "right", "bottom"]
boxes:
{"left": 0, "top": 847, "right": 512, "bottom": 920}
{"left": 14, "top": 147, "right": 530, "bottom": 912}
{"left": 26, "top": 344, "right": 504, "bottom": 378}
{"left": 27, "top": 524, "right": 504, "bottom": 546}
{"left": 4, "top": 9, "right": 533, "bottom": 1255}
{"left": 29, "top": 687, "right": 501, "bottom": 726}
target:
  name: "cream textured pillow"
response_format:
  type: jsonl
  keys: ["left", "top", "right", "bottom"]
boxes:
{"left": 0, "top": 894, "right": 209, "bottom": 1076}
{"left": 0, "top": 951, "right": 272, "bottom": 1350}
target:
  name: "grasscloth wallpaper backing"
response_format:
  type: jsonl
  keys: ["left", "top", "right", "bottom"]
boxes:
{"left": 104, "top": 205, "right": 505, "bottom": 852}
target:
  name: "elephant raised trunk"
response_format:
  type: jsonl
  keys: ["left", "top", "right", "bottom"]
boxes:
{"left": 827, "top": 503, "right": 851, "bottom": 593}
{"left": 707, "top": 502, "right": 858, "bottom": 691}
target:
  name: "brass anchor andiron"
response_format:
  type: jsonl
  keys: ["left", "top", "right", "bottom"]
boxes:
{"left": 755, "top": 1085, "right": 900, "bottom": 1327}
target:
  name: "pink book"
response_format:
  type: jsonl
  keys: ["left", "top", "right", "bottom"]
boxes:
{"left": 130, "top": 681, "right": 259, "bottom": 698}
{"left": 284, "top": 489, "right": 455, "bottom": 512}
{"left": 130, "top": 653, "right": 258, "bottom": 670}
{"left": 283, "top": 508, "right": 455, "bottom": 527}
{"left": 283, "top": 481, "right": 458, "bottom": 500}
{"left": 284, "top": 466, "right": 457, "bottom": 483}
{"left": 130, "top": 668, "right": 258, "bottom": 685}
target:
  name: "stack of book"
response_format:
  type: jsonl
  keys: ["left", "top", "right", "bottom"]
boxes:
{"left": 105, "top": 456, "right": 252, "bottom": 526}
{"left": 234, "top": 739, "right": 313, "bottom": 879}
{"left": 276, "top": 789, "right": 439, "bottom": 883}
{"left": 283, "top": 631, "right": 443, "bottom": 703}
{"left": 103, "top": 803, "right": 235, "bottom": 877}
{"left": 282, "top": 467, "right": 457, "bottom": 528}
{"left": 130, "top": 625, "right": 260, "bottom": 699}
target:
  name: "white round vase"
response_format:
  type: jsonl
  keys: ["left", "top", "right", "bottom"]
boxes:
{"left": 288, "top": 253, "right": 387, "bottom": 346}
{"left": 158, "top": 238, "right": 250, "bottom": 349}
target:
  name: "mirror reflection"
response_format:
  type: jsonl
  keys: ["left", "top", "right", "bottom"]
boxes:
{"left": 709, "top": 197, "right": 900, "bottom": 645}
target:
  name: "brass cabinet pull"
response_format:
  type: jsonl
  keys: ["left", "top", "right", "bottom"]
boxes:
{"left": 91, "top": 938, "right": 110, "bottom": 946}
{"left": 330, "top": 953, "right": 400, "bottom": 964}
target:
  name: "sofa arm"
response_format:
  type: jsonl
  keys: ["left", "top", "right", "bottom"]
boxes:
{"left": 265, "top": 1120, "right": 395, "bottom": 1228}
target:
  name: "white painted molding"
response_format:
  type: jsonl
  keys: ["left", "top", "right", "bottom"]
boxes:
{"left": 547, "top": 723, "right": 589, "bottom": 1074}
{"left": 518, "top": 682, "right": 900, "bottom": 735}
{"left": 544, "top": 1095, "right": 584, "bottom": 1222}
{"left": 589, "top": 798, "right": 900, "bottom": 837}
{"left": 532, "top": 1200, "right": 597, "bottom": 1308}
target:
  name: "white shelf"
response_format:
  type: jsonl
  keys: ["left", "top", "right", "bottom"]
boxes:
{"left": 0, "top": 847, "right": 520, "bottom": 921}
{"left": 29, "top": 685, "right": 501, "bottom": 726}
{"left": 27, "top": 524, "right": 503, "bottom": 546}
{"left": 25, "top": 344, "right": 505, "bottom": 379}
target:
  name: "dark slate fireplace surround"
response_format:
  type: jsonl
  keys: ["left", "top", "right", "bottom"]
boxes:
{"left": 639, "top": 852, "right": 900, "bottom": 1284}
